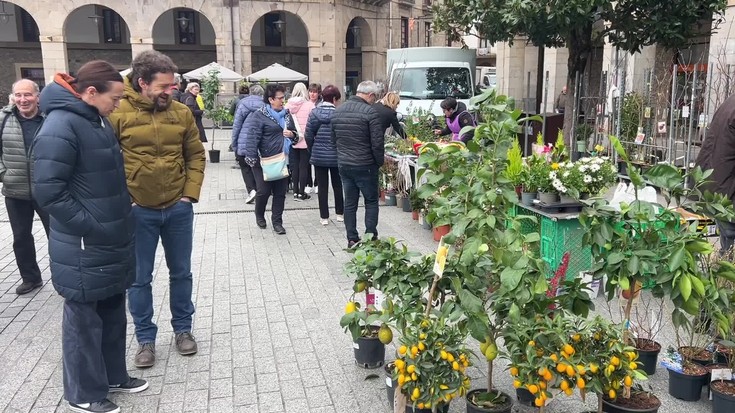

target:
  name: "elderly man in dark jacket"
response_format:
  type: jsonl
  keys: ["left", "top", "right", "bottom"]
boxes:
{"left": 696, "top": 93, "right": 735, "bottom": 254}
{"left": 330, "top": 80, "right": 384, "bottom": 248}
{"left": 232, "top": 84, "right": 265, "bottom": 203}
{"left": 0, "top": 79, "right": 49, "bottom": 295}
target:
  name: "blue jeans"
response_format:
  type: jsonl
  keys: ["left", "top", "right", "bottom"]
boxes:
{"left": 129, "top": 201, "right": 195, "bottom": 344}
{"left": 339, "top": 164, "right": 380, "bottom": 242}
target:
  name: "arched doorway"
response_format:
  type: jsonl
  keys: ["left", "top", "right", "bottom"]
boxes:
{"left": 0, "top": 1, "right": 42, "bottom": 104}
{"left": 63, "top": 5, "right": 131, "bottom": 75}
{"left": 345, "top": 17, "right": 373, "bottom": 97}
{"left": 250, "top": 11, "right": 309, "bottom": 82}
{"left": 152, "top": 8, "right": 216, "bottom": 75}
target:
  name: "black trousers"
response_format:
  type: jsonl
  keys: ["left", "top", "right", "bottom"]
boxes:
{"left": 63, "top": 293, "right": 129, "bottom": 404}
{"left": 315, "top": 166, "right": 344, "bottom": 219}
{"left": 291, "top": 148, "right": 310, "bottom": 195}
{"left": 252, "top": 165, "right": 288, "bottom": 225}
{"left": 235, "top": 155, "right": 257, "bottom": 193}
{"left": 5, "top": 197, "right": 50, "bottom": 284}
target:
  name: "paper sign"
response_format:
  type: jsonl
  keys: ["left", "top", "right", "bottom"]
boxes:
{"left": 373, "top": 290, "right": 384, "bottom": 310}
{"left": 657, "top": 121, "right": 667, "bottom": 134}
{"left": 433, "top": 238, "right": 449, "bottom": 277}
{"left": 711, "top": 368, "right": 733, "bottom": 381}
{"left": 366, "top": 292, "right": 375, "bottom": 306}
{"left": 644, "top": 107, "right": 651, "bottom": 119}
{"left": 682, "top": 106, "right": 690, "bottom": 118}
{"left": 699, "top": 114, "right": 706, "bottom": 128}
{"left": 635, "top": 127, "right": 645, "bottom": 144}
{"left": 386, "top": 377, "right": 392, "bottom": 387}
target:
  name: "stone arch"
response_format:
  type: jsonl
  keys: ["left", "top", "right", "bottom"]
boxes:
{"left": 151, "top": 7, "right": 217, "bottom": 75}
{"left": 62, "top": 4, "right": 132, "bottom": 75}
{"left": 345, "top": 17, "right": 374, "bottom": 94}
{"left": 249, "top": 10, "right": 310, "bottom": 81}
{"left": 0, "top": 1, "right": 43, "bottom": 103}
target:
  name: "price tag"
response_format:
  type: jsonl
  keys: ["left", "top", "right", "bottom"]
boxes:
{"left": 711, "top": 368, "right": 732, "bottom": 381}
{"left": 644, "top": 107, "right": 651, "bottom": 118}
{"left": 385, "top": 377, "right": 392, "bottom": 387}
{"left": 707, "top": 225, "right": 717, "bottom": 236}
{"left": 373, "top": 290, "right": 384, "bottom": 310}
{"left": 682, "top": 106, "right": 690, "bottom": 118}
{"left": 657, "top": 121, "right": 667, "bottom": 134}
{"left": 353, "top": 342, "right": 360, "bottom": 349}
{"left": 635, "top": 129, "right": 645, "bottom": 145}
{"left": 433, "top": 238, "right": 449, "bottom": 277}
{"left": 366, "top": 293, "right": 375, "bottom": 306}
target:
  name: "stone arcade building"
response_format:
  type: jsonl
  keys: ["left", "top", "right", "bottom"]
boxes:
{"left": 0, "top": 0, "right": 445, "bottom": 102}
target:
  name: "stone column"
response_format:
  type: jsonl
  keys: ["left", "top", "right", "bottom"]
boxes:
{"left": 543, "top": 47, "right": 569, "bottom": 113}
{"left": 129, "top": 38, "right": 154, "bottom": 60}
{"left": 40, "top": 36, "right": 68, "bottom": 82}
{"left": 496, "top": 38, "right": 535, "bottom": 102}
{"left": 362, "top": 46, "right": 381, "bottom": 82}
{"left": 240, "top": 40, "right": 252, "bottom": 79}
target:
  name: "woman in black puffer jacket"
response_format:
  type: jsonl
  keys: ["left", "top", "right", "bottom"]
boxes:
{"left": 244, "top": 84, "right": 298, "bottom": 234}
{"left": 305, "top": 85, "right": 344, "bottom": 226}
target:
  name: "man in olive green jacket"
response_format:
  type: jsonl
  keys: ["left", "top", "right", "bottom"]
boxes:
{"left": 109, "top": 50, "right": 206, "bottom": 369}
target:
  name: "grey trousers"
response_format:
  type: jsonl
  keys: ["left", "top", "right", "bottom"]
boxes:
{"left": 62, "top": 293, "right": 129, "bottom": 404}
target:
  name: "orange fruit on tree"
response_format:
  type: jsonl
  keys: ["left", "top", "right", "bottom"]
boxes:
{"left": 550, "top": 353, "right": 559, "bottom": 362}
{"left": 527, "top": 384, "right": 539, "bottom": 394}
{"left": 609, "top": 389, "right": 616, "bottom": 399}
{"left": 566, "top": 365, "right": 575, "bottom": 377}
{"left": 398, "top": 346, "right": 407, "bottom": 355}
{"left": 542, "top": 370, "right": 552, "bottom": 381}
{"left": 510, "top": 366, "right": 519, "bottom": 376}
{"left": 539, "top": 381, "right": 547, "bottom": 390}
{"left": 577, "top": 365, "right": 586, "bottom": 375}
{"left": 407, "top": 365, "right": 416, "bottom": 374}
{"left": 560, "top": 380, "right": 569, "bottom": 391}
{"left": 577, "top": 377, "right": 585, "bottom": 389}
{"left": 563, "top": 344, "right": 575, "bottom": 356}
{"left": 624, "top": 376, "right": 633, "bottom": 387}
{"left": 629, "top": 362, "right": 638, "bottom": 370}
{"left": 564, "top": 388, "right": 574, "bottom": 396}
{"left": 513, "top": 380, "right": 522, "bottom": 389}
{"left": 610, "top": 356, "right": 620, "bottom": 366}
{"left": 534, "top": 397, "right": 544, "bottom": 407}
{"left": 589, "top": 363, "right": 599, "bottom": 374}
{"left": 556, "top": 363, "right": 567, "bottom": 373}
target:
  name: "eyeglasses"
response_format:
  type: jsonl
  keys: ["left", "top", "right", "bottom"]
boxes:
{"left": 272, "top": 96, "right": 285, "bottom": 100}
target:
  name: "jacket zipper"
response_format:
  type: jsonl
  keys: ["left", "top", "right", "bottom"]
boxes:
{"left": 151, "top": 110, "right": 163, "bottom": 205}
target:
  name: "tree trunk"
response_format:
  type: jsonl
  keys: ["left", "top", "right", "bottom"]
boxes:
{"left": 564, "top": 23, "right": 594, "bottom": 146}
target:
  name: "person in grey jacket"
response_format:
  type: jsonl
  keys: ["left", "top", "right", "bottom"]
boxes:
{"left": 232, "top": 84, "right": 264, "bottom": 203}
{"left": 0, "top": 79, "right": 50, "bottom": 295}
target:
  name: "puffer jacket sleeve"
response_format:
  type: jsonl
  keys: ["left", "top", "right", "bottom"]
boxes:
{"left": 368, "top": 108, "right": 385, "bottom": 166}
{"left": 244, "top": 111, "right": 263, "bottom": 166}
{"left": 181, "top": 109, "right": 206, "bottom": 201}
{"left": 231, "top": 100, "right": 251, "bottom": 150}
{"left": 305, "top": 111, "right": 319, "bottom": 151}
{"left": 184, "top": 94, "right": 203, "bottom": 116}
{"left": 32, "top": 123, "right": 96, "bottom": 236}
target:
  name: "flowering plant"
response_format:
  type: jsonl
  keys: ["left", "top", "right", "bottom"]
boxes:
{"left": 575, "top": 157, "right": 617, "bottom": 195}
{"left": 524, "top": 155, "right": 553, "bottom": 192}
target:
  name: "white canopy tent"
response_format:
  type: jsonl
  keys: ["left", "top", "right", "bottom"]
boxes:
{"left": 183, "top": 62, "right": 244, "bottom": 82}
{"left": 246, "top": 63, "right": 307, "bottom": 82}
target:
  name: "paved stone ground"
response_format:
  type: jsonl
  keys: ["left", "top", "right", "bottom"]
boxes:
{"left": 0, "top": 131, "right": 714, "bottom": 412}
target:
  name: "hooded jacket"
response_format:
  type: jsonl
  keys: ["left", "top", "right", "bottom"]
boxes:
{"left": 232, "top": 94, "right": 264, "bottom": 156}
{"left": 244, "top": 106, "right": 299, "bottom": 165}
{"left": 108, "top": 76, "right": 206, "bottom": 209}
{"left": 696, "top": 93, "right": 735, "bottom": 201}
{"left": 285, "top": 97, "right": 314, "bottom": 149}
{"left": 305, "top": 103, "right": 339, "bottom": 167}
{"left": 331, "top": 96, "right": 385, "bottom": 167}
{"left": 32, "top": 75, "right": 135, "bottom": 302}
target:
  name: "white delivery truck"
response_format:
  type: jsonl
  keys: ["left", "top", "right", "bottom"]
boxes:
{"left": 387, "top": 47, "right": 476, "bottom": 117}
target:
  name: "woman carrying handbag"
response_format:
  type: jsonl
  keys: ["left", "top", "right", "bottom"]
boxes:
{"left": 244, "top": 84, "right": 298, "bottom": 235}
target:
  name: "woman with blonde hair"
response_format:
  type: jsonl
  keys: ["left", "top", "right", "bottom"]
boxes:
{"left": 373, "top": 91, "right": 405, "bottom": 138}
{"left": 285, "top": 82, "right": 315, "bottom": 200}
{"left": 181, "top": 82, "right": 207, "bottom": 142}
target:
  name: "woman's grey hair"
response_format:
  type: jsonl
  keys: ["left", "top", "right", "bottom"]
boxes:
{"left": 185, "top": 82, "right": 200, "bottom": 93}
{"left": 250, "top": 84, "right": 264, "bottom": 96}
{"left": 356, "top": 80, "right": 380, "bottom": 96}
{"left": 291, "top": 82, "right": 308, "bottom": 98}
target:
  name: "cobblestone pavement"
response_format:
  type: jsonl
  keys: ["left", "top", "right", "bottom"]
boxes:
{"left": 0, "top": 133, "right": 713, "bottom": 412}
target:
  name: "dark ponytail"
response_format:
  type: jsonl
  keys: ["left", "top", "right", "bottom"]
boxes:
{"left": 72, "top": 60, "right": 123, "bottom": 94}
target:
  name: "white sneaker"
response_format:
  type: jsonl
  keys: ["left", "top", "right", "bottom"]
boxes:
{"left": 336, "top": 214, "right": 344, "bottom": 222}
{"left": 245, "top": 190, "right": 256, "bottom": 204}
{"left": 305, "top": 186, "right": 313, "bottom": 194}
{"left": 320, "top": 219, "right": 329, "bottom": 226}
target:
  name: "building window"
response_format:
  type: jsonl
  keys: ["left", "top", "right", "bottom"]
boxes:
{"left": 19, "top": 9, "right": 39, "bottom": 43}
{"left": 264, "top": 13, "right": 283, "bottom": 47}
{"left": 102, "top": 8, "right": 122, "bottom": 44}
{"left": 400, "top": 17, "right": 408, "bottom": 48}
{"left": 175, "top": 10, "right": 197, "bottom": 45}
{"left": 424, "top": 22, "right": 431, "bottom": 46}
{"left": 20, "top": 67, "right": 45, "bottom": 88}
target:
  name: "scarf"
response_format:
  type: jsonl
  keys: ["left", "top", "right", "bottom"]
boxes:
{"left": 267, "top": 106, "right": 287, "bottom": 128}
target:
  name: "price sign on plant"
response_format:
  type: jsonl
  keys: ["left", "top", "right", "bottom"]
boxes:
{"left": 433, "top": 238, "right": 449, "bottom": 277}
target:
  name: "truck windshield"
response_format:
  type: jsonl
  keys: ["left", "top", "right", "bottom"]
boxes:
{"left": 391, "top": 67, "right": 473, "bottom": 100}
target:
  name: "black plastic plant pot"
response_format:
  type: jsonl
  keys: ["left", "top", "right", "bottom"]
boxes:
{"left": 667, "top": 368, "right": 707, "bottom": 401}
{"left": 402, "top": 197, "right": 412, "bottom": 212}
{"left": 601, "top": 393, "right": 661, "bottom": 413}
{"left": 385, "top": 194, "right": 397, "bottom": 206}
{"left": 353, "top": 333, "right": 385, "bottom": 369}
{"left": 515, "top": 388, "right": 534, "bottom": 406}
{"left": 405, "top": 402, "right": 449, "bottom": 413}
{"left": 208, "top": 149, "right": 220, "bottom": 163}
{"left": 636, "top": 338, "right": 661, "bottom": 376}
{"left": 385, "top": 362, "right": 395, "bottom": 408}
{"left": 466, "top": 389, "right": 513, "bottom": 413}
{"left": 711, "top": 380, "right": 735, "bottom": 413}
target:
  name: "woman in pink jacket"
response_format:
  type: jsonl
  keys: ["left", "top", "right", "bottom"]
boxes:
{"left": 286, "top": 83, "right": 315, "bottom": 200}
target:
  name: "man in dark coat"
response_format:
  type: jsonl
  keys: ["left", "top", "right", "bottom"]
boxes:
{"left": 696, "top": 93, "right": 735, "bottom": 253}
{"left": 330, "top": 80, "right": 384, "bottom": 248}
{"left": 0, "top": 79, "right": 50, "bottom": 295}
{"left": 33, "top": 62, "right": 148, "bottom": 413}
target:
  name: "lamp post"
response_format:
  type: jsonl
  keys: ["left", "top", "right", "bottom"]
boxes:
{"left": 176, "top": 15, "right": 190, "bottom": 30}
{"left": 273, "top": 18, "right": 285, "bottom": 33}
{"left": 0, "top": 1, "right": 14, "bottom": 24}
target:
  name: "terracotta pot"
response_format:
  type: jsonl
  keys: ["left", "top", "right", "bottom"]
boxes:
{"left": 433, "top": 224, "right": 450, "bottom": 241}
{"left": 411, "top": 210, "right": 419, "bottom": 220}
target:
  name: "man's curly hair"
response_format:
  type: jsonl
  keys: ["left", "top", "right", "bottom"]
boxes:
{"left": 130, "top": 50, "right": 178, "bottom": 92}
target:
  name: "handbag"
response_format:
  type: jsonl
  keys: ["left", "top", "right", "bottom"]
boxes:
{"left": 260, "top": 152, "right": 290, "bottom": 181}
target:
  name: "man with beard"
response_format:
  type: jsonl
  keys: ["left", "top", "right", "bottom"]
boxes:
{"left": 108, "top": 50, "right": 206, "bottom": 368}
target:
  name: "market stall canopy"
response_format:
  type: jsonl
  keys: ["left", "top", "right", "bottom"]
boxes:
{"left": 246, "top": 63, "right": 308, "bottom": 82}
{"left": 183, "top": 62, "right": 244, "bottom": 82}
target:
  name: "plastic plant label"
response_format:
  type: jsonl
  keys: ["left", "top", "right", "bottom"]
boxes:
{"left": 635, "top": 131, "right": 645, "bottom": 145}
{"left": 710, "top": 368, "right": 733, "bottom": 381}
{"left": 373, "top": 290, "right": 384, "bottom": 310}
{"left": 657, "top": 121, "right": 667, "bottom": 134}
{"left": 366, "top": 292, "right": 375, "bottom": 306}
{"left": 433, "top": 238, "right": 449, "bottom": 277}
{"left": 353, "top": 342, "right": 360, "bottom": 349}
{"left": 682, "top": 106, "right": 690, "bottom": 118}
{"left": 385, "top": 377, "right": 392, "bottom": 387}
{"left": 644, "top": 107, "right": 651, "bottom": 118}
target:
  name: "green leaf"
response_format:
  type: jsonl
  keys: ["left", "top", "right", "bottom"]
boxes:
{"left": 618, "top": 277, "right": 630, "bottom": 291}
{"left": 679, "top": 274, "right": 692, "bottom": 302}
{"left": 533, "top": 273, "right": 548, "bottom": 295}
{"left": 500, "top": 267, "right": 524, "bottom": 290}
{"left": 689, "top": 274, "right": 705, "bottom": 297}
{"left": 626, "top": 255, "right": 640, "bottom": 275}
{"left": 668, "top": 246, "right": 686, "bottom": 272}
{"left": 458, "top": 288, "right": 484, "bottom": 314}
{"left": 524, "top": 232, "right": 540, "bottom": 243}
{"left": 508, "top": 303, "right": 520, "bottom": 323}
{"left": 608, "top": 252, "right": 625, "bottom": 265}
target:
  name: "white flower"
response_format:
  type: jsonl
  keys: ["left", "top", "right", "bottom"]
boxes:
{"left": 564, "top": 162, "right": 574, "bottom": 169}
{"left": 579, "top": 165, "right": 588, "bottom": 172}
{"left": 593, "top": 157, "right": 604, "bottom": 164}
{"left": 562, "top": 171, "right": 570, "bottom": 178}
{"left": 590, "top": 164, "right": 601, "bottom": 172}
{"left": 549, "top": 171, "right": 557, "bottom": 179}
{"left": 583, "top": 175, "right": 593, "bottom": 183}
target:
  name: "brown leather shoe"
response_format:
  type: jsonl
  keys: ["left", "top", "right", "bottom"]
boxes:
{"left": 175, "top": 332, "right": 198, "bottom": 355}
{"left": 134, "top": 343, "right": 156, "bottom": 368}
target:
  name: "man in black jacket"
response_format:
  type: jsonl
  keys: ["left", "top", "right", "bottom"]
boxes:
{"left": 696, "top": 93, "right": 735, "bottom": 254}
{"left": 331, "top": 80, "right": 384, "bottom": 248}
